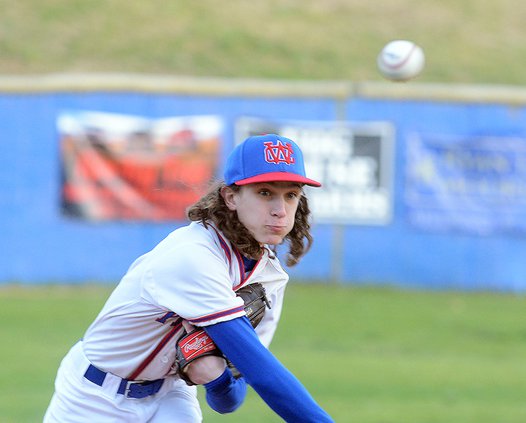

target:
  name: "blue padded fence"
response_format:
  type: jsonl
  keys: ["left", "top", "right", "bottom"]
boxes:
{"left": 1, "top": 76, "right": 525, "bottom": 291}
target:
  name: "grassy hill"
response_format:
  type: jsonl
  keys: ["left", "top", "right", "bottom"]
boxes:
{"left": 1, "top": 0, "right": 526, "bottom": 84}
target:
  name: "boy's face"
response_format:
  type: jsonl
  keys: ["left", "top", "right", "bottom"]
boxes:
{"left": 222, "top": 182, "right": 303, "bottom": 246}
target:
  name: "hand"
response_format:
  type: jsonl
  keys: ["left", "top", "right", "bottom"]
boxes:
{"left": 180, "top": 321, "right": 226, "bottom": 385}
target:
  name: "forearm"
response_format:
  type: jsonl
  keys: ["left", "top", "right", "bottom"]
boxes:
{"left": 205, "top": 317, "right": 333, "bottom": 423}
{"left": 176, "top": 322, "right": 247, "bottom": 413}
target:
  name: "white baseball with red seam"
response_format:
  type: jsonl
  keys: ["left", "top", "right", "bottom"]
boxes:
{"left": 377, "top": 40, "right": 425, "bottom": 82}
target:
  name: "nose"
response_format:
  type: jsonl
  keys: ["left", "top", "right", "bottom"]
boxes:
{"left": 271, "top": 197, "right": 287, "bottom": 218}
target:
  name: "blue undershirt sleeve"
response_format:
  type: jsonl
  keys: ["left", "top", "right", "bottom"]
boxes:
{"left": 203, "top": 366, "right": 247, "bottom": 413}
{"left": 204, "top": 316, "right": 333, "bottom": 423}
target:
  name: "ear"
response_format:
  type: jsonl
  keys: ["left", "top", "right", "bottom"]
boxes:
{"left": 220, "top": 186, "right": 238, "bottom": 211}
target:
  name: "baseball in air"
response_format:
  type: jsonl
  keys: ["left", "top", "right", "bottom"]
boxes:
{"left": 377, "top": 40, "right": 425, "bottom": 82}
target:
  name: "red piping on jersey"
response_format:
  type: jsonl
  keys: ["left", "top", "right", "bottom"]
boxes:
{"left": 232, "top": 247, "right": 261, "bottom": 291}
{"left": 128, "top": 319, "right": 183, "bottom": 380}
{"left": 207, "top": 222, "right": 262, "bottom": 291}
{"left": 209, "top": 224, "right": 259, "bottom": 289}
{"left": 232, "top": 247, "right": 245, "bottom": 285}
{"left": 209, "top": 225, "right": 231, "bottom": 266}
{"left": 188, "top": 305, "right": 245, "bottom": 324}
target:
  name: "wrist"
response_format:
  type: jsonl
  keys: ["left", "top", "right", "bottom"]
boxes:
{"left": 186, "top": 356, "right": 226, "bottom": 385}
{"left": 204, "top": 367, "right": 234, "bottom": 391}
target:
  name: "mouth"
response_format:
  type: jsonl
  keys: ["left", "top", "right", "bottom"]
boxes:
{"left": 266, "top": 225, "right": 287, "bottom": 234}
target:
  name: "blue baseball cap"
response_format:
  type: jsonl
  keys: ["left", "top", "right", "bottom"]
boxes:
{"left": 224, "top": 134, "right": 321, "bottom": 187}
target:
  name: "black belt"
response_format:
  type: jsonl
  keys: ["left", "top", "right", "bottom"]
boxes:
{"left": 84, "top": 364, "right": 164, "bottom": 399}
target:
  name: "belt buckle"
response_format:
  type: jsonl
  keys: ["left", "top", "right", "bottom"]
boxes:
{"left": 123, "top": 379, "right": 163, "bottom": 399}
{"left": 123, "top": 380, "right": 142, "bottom": 399}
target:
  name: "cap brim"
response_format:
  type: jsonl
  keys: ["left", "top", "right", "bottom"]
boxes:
{"left": 234, "top": 172, "right": 322, "bottom": 187}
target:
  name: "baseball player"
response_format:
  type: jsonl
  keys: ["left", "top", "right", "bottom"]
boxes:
{"left": 44, "top": 134, "right": 333, "bottom": 422}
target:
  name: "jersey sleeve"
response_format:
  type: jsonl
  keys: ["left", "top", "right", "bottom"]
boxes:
{"left": 205, "top": 317, "right": 334, "bottom": 422}
{"left": 142, "top": 232, "right": 245, "bottom": 326}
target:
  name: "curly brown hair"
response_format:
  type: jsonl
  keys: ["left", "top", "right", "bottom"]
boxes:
{"left": 186, "top": 181, "right": 314, "bottom": 267}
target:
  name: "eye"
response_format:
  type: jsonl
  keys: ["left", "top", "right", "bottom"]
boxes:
{"left": 258, "top": 189, "right": 271, "bottom": 197}
{"left": 287, "top": 191, "right": 300, "bottom": 199}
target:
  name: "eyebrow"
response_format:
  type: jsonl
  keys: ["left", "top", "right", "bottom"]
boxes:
{"left": 255, "top": 182, "right": 302, "bottom": 188}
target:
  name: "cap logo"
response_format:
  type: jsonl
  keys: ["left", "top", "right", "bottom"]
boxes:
{"left": 263, "top": 140, "right": 295, "bottom": 165}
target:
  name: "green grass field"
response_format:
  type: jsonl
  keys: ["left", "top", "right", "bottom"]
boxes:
{"left": 1, "top": 283, "right": 525, "bottom": 423}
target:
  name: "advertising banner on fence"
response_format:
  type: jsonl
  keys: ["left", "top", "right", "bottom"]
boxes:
{"left": 235, "top": 117, "right": 395, "bottom": 224}
{"left": 405, "top": 133, "right": 526, "bottom": 234}
{"left": 58, "top": 111, "right": 222, "bottom": 221}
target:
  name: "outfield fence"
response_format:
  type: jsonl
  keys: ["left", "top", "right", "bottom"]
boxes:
{"left": 1, "top": 74, "right": 526, "bottom": 291}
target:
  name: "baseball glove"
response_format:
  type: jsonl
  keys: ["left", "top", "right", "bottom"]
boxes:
{"left": 235, "top": 282, "right": 270, "bottom": 328}
{"left": 175, "top": 283, "right": 270, "bottom": 385}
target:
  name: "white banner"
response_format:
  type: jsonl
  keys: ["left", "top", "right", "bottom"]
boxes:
{"left": 235, "top": 117, "right": 395, "bottom": 224}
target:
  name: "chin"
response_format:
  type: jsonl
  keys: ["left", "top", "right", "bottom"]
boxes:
{"left": 262, "top": 235, "right": 285, "bottom": 246}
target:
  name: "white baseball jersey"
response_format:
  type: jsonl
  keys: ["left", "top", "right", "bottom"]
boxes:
{"left": 82, "top": 221, "right": 288, "bottom": 381}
